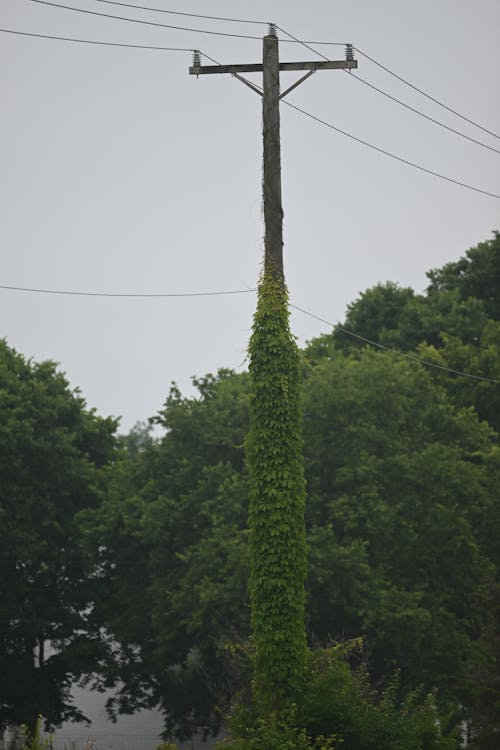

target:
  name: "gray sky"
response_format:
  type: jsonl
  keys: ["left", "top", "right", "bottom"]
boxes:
{"left": 1, "top": 0, "right": 499, "bottom": 433}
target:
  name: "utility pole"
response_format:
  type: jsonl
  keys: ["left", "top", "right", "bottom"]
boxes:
{"left": 189, "top": 25, "right": 357, "bottom": 282}
{"left": 190, "top": 28, "right": 358, "bottom": 710}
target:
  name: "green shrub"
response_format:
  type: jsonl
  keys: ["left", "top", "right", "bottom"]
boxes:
{"left": 220, "top": 646, "right": 459, "bottom": 750}
{"left": 218, "top": 705, "right": 341, "bottom": 750}
{"left": 299, "top": 646, "right": 458, "bottom": 750}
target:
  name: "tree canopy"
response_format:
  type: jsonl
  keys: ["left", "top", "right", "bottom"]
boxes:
{"left": 1, "top": 234, "right": 499, "bottom": 747}
{"left": 0, "top": 340, "right": 117, "bottom": 732}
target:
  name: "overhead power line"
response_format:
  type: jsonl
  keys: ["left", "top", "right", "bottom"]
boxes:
{"left": 0, "top": 27, "right": 194, "bottom": 51}
{"left": 4, "top": 282, "right": 495, "bottom": 383}
{"left": 28, "top": 0, "right": 271, "bottom": 40}
{"left": 291, "top": 304, "right": 500, "bottom": 384}
{"left": 188, "top": 34, "right": 498, "bottom": 199}
{"left": 283, "top": 100, "right": 500, "bottom": 199}
{"left": 0, "top": 284, "right": 256, "bottom": 298}
{"left": 95, "top": 0, "right": 267, "bottom": 26}
{"left": 277, "top": 25, "right": 500, "bottom": 155}
{"left": 30, "top": 0, "right": 346, "bottom": 44}
{"left": 348, "top": 72, "right": 500, "bottom": 155}
{"left": 355, "top": 47, "right": 500, "bottom": 141}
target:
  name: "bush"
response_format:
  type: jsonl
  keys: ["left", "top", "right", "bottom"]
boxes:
{"left": 218, "top": 646, "right": 459, "bottom": 750}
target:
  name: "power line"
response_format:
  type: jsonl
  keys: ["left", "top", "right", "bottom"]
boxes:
{"left": 0, "top": 284, "right": 256, "bottom": 298}
{"left": 188, "top": 30, "right": 498, "bottom": 199}
{"left": 282, "top": 99, "right": 500, "bottom": 200}
{"left": 96, "top": 1, "right": 346, "bottom": 45}
{"left": 95, "top": 0, "right": 268, "bottom": 26}
{"left": 5, "top": 283, "right": 495, "bottom": 382}
{"left": 349, "top": 72, "right": 500, "bottom": 155}
{"left": 0, "top": 27, "right": 194, "bottom": 50}
{"left": 355, "top": 47, "right": 500, "bottom": 141}
{"left": 277, "top": 25, "right": 500, "bottom": 155}
{"left": 27, "top": 0, "right": 269, "bottom": 40}
{"left": 30, "top": 0, "right": 347, "bottom": 45}
{"left": 291, "top": 304, "right": 500, "bottom": 384}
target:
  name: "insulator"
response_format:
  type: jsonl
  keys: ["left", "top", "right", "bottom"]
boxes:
{"left": 345, "top": 43, "right": 354, "bottom": 61}
{"left": 192, "top": 50, "right": 201, "bottom": 67}
{"left": 268, "top": 23, "right": 277, "bottom": 37}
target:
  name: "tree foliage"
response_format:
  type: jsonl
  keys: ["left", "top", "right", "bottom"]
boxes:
{"left": 0, "top": 340, "right": 117, "bottom": 732}
{"left": 86, "top": 349, "right": 497, "bottom": 740}
{"left": 2, "top": 236, "right": 499, "bottom": 746}
{"left": 80, "top": 371, "right": 251, "bottom": 741}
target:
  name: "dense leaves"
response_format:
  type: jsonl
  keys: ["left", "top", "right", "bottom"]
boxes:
{"left": 302, "top": 348, "right": 495, "bottom": 699}
{"left": 80, "top": 372, "right": 251, "bottom": 741}
{"left": 246, "top": 275, "right": 307, "bottom": 708}
{"left": 2, "top": 236, "right": 499, "bottom": 746}
{"left": 85, "top": 352, "right": 497, "bottom": 740}
{"left": 0, "top": 341, "right": 117, "bottom": 732}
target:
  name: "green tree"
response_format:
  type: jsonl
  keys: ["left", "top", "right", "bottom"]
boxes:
{"left": 87, "top": 349, "right": 498, "bottom": 740}
{"left": 329, "top": 234, "right": 499, "bottom": 357}
{"left": 82, "top": 235, "right": 500, "bottom": 742}
{"left": 426, "top": 232, "right": 500, "bottom": 321}
{"left": 302, "top": 346, "right": 495, "bottom": 702}
{"left": 81, "top": 371, "right": 251, "bottom": 741}
{"left": 0, "top": 340, "right": 117, "bottom": 732}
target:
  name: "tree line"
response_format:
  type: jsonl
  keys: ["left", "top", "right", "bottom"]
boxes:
{"left": 1, "top": 234, "right": 499, "bottom": 748}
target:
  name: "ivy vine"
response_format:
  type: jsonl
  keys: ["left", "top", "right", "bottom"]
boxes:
{"left": 246, "top": 272, "right": 307, "bottom": 710}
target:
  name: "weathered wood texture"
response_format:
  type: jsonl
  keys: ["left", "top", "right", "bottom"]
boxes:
{"left": 189, "top": 60, "right": 357, "bottom": 76}
{"left": 262, "top": 35, "right": 284, "bottom": 281}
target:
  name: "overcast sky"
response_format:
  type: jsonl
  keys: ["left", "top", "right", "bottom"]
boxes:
{"left": 1, "top": 0, "right": 499, "bottom": 433}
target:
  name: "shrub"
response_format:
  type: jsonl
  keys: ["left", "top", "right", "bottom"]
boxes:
{"left": 219, "top": 646, "right": 459, "bottom": 750}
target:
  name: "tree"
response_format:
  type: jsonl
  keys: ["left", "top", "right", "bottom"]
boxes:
{"left": 81, "top": 371, "right": 252, "bottom": 741}
{"left": 330, "top": 234, "right": 499, "bottom": 357}
{"left": 0, "top": 340, "right": 117, "bottom": 732}
{"left": 426, "top": 232, "right": 500, "bottom": 321}
{"left": 82, "top": 236, "right": 500, "bottom": 742}
{"left": 302, "top": 346, "right": 495, "bottom": 704}
{"left": 86, "top": 350, "right": 498, "bottom": 739}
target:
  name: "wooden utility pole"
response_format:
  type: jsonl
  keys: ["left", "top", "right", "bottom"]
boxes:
{"left": 262, "top": 33, "right": 283, "bottom": 279}
{"left": 189, "top": 25, "right": 357, "bottom": 282}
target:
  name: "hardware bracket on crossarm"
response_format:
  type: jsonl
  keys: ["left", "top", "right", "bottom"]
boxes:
{"left": 280, "top": 70, "right": 315, "bottom": 100}
{"left": 232, "top": 72, "right": 262, "bottom": 96}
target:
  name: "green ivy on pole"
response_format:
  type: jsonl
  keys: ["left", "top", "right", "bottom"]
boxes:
{"left": 246, "top": 273, "right": 307, "bottom": 710}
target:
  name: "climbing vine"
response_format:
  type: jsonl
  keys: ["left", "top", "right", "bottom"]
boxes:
{"left": 246, "top": 272, "right": 307, "bottom": 709}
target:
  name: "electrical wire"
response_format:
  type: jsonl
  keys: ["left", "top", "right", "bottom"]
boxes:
{"left": 277, "top": 25, "right": 500, "bottom": 155}
{"left": 349, "top": 72, "right": 500, "bottom": 155}
{"left": 197, "top": 29, "right": 500, "bottom": 196}
{"left": 4, "top": 283, "right": 495, "bottom": 383}
{"left": 282, "top": 99, "right": 500, "bottom": 199}
{"left": 30, "top": 0, "right": 346, "bottom": 45}
{"left": 223, "top": 41, "right": 500, "bottom": 186}
{"left": 291, "top": 303, "right": 500, "bottom": 384}
{"left": 27, "top": 0, "right": 270, "bottom": 40}
{"left": 354, "top": 47, "right": 500, "bottom": 141}
{"left": 0, "top": 284, "right": 256, "bottom": 298}
{"left": 0, "top": 27, "right": 194, "bottom": 50}
{"left": 95, "top": 0, "right": 267, "bottom": 26}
